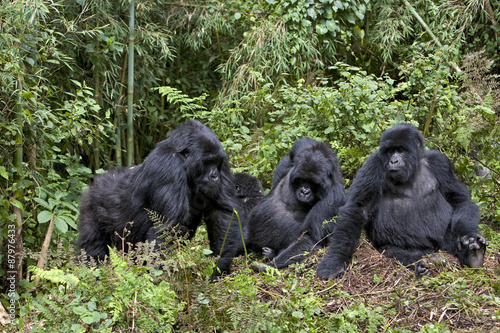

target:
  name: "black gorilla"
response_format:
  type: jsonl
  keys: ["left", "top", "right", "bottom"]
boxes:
{"left": 234, "top": 172, "right": 264, "bottom": 217}
{"left": 271, "top": 137, "right": 318, "bottom": 188}
{"left": 317, "top": 123, "right": 489, "bottom": 279}
{"left": 227, "top": 172, "right": 265, "bottom": 256}
{"left": 77, "top": 120, "right": 242, "bottom": 277}
{"left": 248, "top": 138, "right": 346, "bottom": 270}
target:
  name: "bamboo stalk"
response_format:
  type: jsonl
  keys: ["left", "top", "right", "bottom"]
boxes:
{"left": 402, "top": 0, "right": 462, "bottom": 73}
{"left": 127, "top": 0, "right": 135, "bottom": 167}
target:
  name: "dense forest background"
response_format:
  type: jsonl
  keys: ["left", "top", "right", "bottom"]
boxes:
{"left": 1, "top": 0, "right": 499, "bottom": 331}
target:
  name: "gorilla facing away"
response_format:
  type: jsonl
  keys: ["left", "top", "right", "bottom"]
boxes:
{"left": 214, "top": 172, "right": 265, "bottom": 257}
{"left": 234, "top": 172, "right": 264, "bottom": 217}
{"left": 77, "top": 120, "right": 242, "bottom": 277}
{"left": 249, "top": 138, "right": 346, "bottom": 270}
{"left": 317, "top": 123, "right": 489, "bottom": 279}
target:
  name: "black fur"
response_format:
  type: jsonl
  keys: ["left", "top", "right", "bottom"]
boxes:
{"left": 317, "top": 123, "right": 489, "bottom": 279}
{"left": 271, "top": 137, "right": 318, "bottom": 188}
{"left": 248, "top": 138, "right": 346, "bottom": 270}
{"left": 234, "top": 172, "right": 264, "bottom": 217}
{"left": 77, "top": 120, "right": 242, "bottom": 277}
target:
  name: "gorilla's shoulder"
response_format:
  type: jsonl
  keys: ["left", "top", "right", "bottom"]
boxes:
{"left": 423, "top": 149, "right": 453, "bottom": 172}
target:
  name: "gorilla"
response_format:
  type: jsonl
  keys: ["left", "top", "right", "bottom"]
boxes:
{"left": 77, "top": 120, "right": 242, "bottom": 277}
{"left": 234, "top": 172, "right": 264, "bottom": 217}
{"left": 271, "top": 137, "right": 318, "bottom": 188}
{"left": 248, "top": 138, "right": 346, "bottom": 270}
{"left": 220, "top": 172, "right": 265, "bottom": 257}
{"left": 317, "top": 123, "right": 489, "bottom": 279}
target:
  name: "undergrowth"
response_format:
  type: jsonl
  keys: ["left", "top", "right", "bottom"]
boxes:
{"left": 6, "top": 226, "right": 500, "bottom": 332}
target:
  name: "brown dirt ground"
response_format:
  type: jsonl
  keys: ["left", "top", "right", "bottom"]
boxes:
{"left": 255, "top": 238, "right": 500, "bottom": 332}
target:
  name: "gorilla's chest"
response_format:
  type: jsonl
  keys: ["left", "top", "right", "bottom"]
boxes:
{"left": 372, "top": 165, "right": 452, "bottom": 243}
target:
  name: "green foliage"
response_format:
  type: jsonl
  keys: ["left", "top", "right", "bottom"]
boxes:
{"left": 2, "top": 0, "right": 500, "bottom": 331}
{"left": 12, "top": 248, "right": 184, "bottom": 332}
{"left": 272, "top": 0, "right": 367, "bottom": 38}
{"left": 29, "top": 266, "right": 80, "bottom": 288}
{"left": 327, "top": 302, "right": 386, "bottom": 332}
{"left": 155, "top": 86, "right": 208, "bottom": 121}
{"left": 216, "top": 0, "right": 369, "bottom": 112}
{"left": 106, "top": 249, "right": 183, "bottom": 331}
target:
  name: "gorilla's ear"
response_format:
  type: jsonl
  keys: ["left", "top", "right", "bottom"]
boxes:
{"left": 415, "top": 139, "right": 421, "bottom": 148}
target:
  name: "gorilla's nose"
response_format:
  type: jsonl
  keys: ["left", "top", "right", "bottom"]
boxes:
{"left": 209, "top": 170, "right": 220, "bottom": 182}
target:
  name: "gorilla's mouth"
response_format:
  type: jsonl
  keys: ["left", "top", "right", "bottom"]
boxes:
{"left": 388, "top": 165, "right": 403, "bottom": 173}
{"left": 198, "top": 181, "right": 220, "bottom": 198}
{"left": 388, "top": 166, "right": 406, "bottom": 180}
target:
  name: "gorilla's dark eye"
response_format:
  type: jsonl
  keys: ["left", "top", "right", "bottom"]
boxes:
{"left": 180, "top": 149, "right": 190, "bottom": 159}
{"left": 387, "top": 147, "right": 404, "bottom": 155}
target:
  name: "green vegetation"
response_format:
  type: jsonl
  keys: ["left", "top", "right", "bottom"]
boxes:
{"left": 1, "top": 0, "right": 499, "bottom": 331}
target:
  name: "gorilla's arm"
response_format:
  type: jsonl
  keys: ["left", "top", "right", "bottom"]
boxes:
{"left": 303, "top": 186, "right": 347, "bottom": 241}
{"left": 204, "top": 204, "right": 242, "bottom": 277}
{"left": 272, "top": 155, "right": 292, "bottom": 188}
{"left": 205, "top": 164, "right": 245, "bottom": 277}
{"left": 426, "top": 151, "right": 480, "bottom": 234}
{"left": 426, "top": 151, "right": 486, "bottom": 267}
{"left": 317, "top": 153, "right": 383, "bottom": 279}
{"left": 265, "top": 232, "right": 318, "bottom": 269}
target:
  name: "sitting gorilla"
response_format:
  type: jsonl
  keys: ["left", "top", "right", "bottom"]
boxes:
{"left": 271, "top": 137, "right": 318, "bottom": 188}
{"left": 234, "top": 172, "right": 264, "bottom": 217}
{"left": 248, "top": 138, "right": 346, "bottom": 270}
{"left": 211, "top": 172, "right": 264, "bottom": 257}
{"left": 77, "top": 120, "right": 242, "bottom": 277}
{"left": 317, "top": 123, "right": 489, "bottom": 279}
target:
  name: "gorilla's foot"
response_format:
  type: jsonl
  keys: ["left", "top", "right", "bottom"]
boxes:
{"left": 414, "top": 259, "right": 431, "bottom": 278}
{"left": 262, "top": 247, "right": 276, "bottom": 259}
{"left": 251, "top": 261, "right": 280, "bottom": 273}
{"left": 461, "top": 235, "right": 489, "bottom": 268}
{"left": 316, "top": 266, "right": 345, "bottom": 280}
{"left": 250, "top": 263, "right": 269, "bottom": 273}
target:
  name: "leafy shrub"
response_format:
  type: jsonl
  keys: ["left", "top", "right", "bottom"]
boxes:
{"left": 13, "top": 248, "right": 184, "bottom": 333}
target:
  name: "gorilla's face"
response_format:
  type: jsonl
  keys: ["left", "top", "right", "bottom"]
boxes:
{"left": 379, "top": 124, "right": 424, "bottom": 184}
{"left": 177, "top": 130, "right": 227, "bottom": 200}
{"left": 288, "top": 150, "right": 331, "bottom": 206}
{"left": 290, "top": 177, "right": 319, "bottom": 205}
{"left": 381, "top": 145, "right": 412, "bottom": 183}
{"left": 188, "top": 154, "right": 224, "bottom": 199}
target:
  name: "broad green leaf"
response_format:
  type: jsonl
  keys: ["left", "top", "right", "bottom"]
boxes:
{"left": 54, "top": 216, "right": 68, "bottom": 233}
{"left": 73, "top": 306, "right": 87, "bottom": 315}
{"left": 325, "top": 20, "right": 337, "bottom": 32}
{"left": 0, "top": 166, "right": 7, "bottom": 179}
{"left": 316, "top": 24, "right": 328, "bottom": 35}
{"left": 10, "top": 199, "right": 24, "bottom": 211}
{"left": 37, "top": 210, "right": 53, "bottom": 223}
